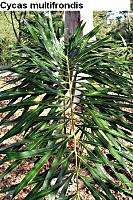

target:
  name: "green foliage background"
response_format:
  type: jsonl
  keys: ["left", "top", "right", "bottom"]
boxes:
{"left": 0, "top": 12, "right": 17, "bottom": 64}
{"left": 0, "top": 12, "right": 17, "bottom": 43}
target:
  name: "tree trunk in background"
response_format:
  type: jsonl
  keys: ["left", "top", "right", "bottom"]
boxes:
{"left": 64, "top": 11, "right": 81, "bottom": 42}
{"left": 64, "top": 11, "right": 82, "bottom": 106}
{"left": 64, "top": 11, "right": 94, "bottom": 106}
{"left": 64, "top": 11, "right": 94, "bottom": 37}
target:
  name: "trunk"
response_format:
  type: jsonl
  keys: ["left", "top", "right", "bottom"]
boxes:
{"left": 64, "top": 10, "right": 94, "bottom": 37}
{"left": 64, "top": 11, "right": 94, "bottom": 105}
{"left": 64, "top": 11, "right": 81, "bottom": 106}
{"left": 64, "top": 11, "right": 80, "bottom": 42}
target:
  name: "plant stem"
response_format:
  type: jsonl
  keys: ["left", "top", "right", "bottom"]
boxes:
{"left": 63, "top": 98, "right": 67, "bottom": 135}
{"left": 66, "top": 54, "right": 80, "bottom": 199}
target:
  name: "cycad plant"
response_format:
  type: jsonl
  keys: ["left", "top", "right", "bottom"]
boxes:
{"left": 0, "top": 12, "right": 133, "bottom": 200}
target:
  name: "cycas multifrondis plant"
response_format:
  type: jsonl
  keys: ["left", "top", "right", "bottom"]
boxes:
{"left": 0, "top": 12, "right": 133, "bottom": 200}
